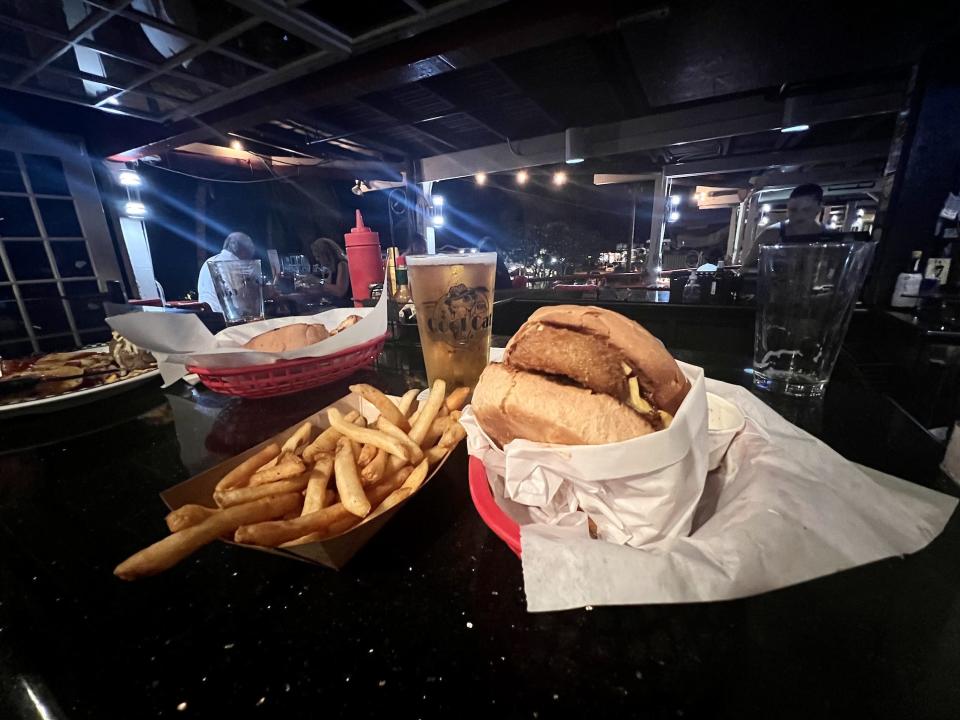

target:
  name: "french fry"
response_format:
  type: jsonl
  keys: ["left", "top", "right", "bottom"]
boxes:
{"left": 360, "top": 447, "right": 387, "bottom": 485}
{"left": 114, "top": 492, "right": 301, "bottom": 580}
{"left": 280, "top": 514, "right": 361, "bottom": 546}
{"left": 410, "top": 379, "right": 446, "bottom": 447}
{"left": 260, "top": 421, "right": 314, "bottom": 471}
{"left": 302, "top": 409, "right": 360, "bottom": 462}
{"left": 214, "top": 443, "right": 281, "bottom": 493}
{"left": 165, "top": 504, "right": 216, "bottom": 533}
{"left": 401, "top": 458, "right": 430, "bottom": 493}
{"left": 351, "top": 414, "right": 366, "bottom": 457}
{"left": 372, "top": 458, "right": 429, "bottom": 519}
{"left": 445, "top": 386, "right": 470, "bottom": 413}
{"left": 369, "top": 487, "right": 411, "bottom": 518}
{"left": 281, "top": 422, "right": 314, "bottom": 454}
{"left": 384, "top": 464, "right": 414, "bottom": 487}
{"left": 214, "top": 475, "right": 309, "bottom": 508}
{"left": 328, "top": 408, "right": 409, "bottom": 460}
{"left": 301, "top": 453, "right": 334, "bottom": 516}
{"left": 235, "top": 473, "right": 406, "bottom": 547}
{"left": 357, "top": 443, "right": 378, "bottom": 468}
{"left": 375, "top": 416, "right": 424, "bottom": 464}
{"left": 397, "top": 388, "right": 420, "bottom": 417}
{"left": 248, "top": 452, "right": 305, "bottom": 487}
{"left": 437, "top": 419, "right": 466, "bottom": 450}
{"left": 237, "top": 503, "right": 352, "bottom": 547}
{"left": 422, "top": 415, "right": 453, "bottom": 448}
{"left": 349, "top": 384, "right": 410, "bottom": 431}
{"left": 425, "top": 444, "right": 448, "bottom": 464}
{"left": 335, "top": 438, "right": 371, "bottom": 517}
{"left": 257, "top": 456, "right": 279, "bottom": 472}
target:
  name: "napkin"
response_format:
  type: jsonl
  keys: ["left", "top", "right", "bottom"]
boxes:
{"left": 468, "top": 373, "right": 957, "bottom": 611}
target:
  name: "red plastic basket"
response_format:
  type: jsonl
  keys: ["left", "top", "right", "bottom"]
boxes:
{"left": 186, "top": 334, "right": 387, "bottom": 399}
{"left": 468, "top": 456, "right": 522, "bottom": 557}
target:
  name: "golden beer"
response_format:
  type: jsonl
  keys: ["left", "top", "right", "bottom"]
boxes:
{"left": 406, "top": 252, "right": 496, "bottom": 388}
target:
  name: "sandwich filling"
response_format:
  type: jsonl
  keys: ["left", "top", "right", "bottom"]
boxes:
{"left": 504, "top": 321, "right": 673, "bottom": 431}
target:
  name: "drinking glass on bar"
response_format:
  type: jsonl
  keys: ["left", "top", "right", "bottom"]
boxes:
{"left": 406, "top": 252, "right": 496, "bottom": 389}
{"left": 209, "top": 259, "right": 265, "bottom": 324}
{"left": 753, "top": 240, "right": 875, "bottom": 397}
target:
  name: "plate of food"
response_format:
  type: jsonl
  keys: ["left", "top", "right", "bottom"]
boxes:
{"left": 0, "top": 333, "right": 159, "bottom": 418}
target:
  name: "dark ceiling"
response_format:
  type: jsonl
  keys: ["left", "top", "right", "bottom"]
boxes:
{"left": 1, "top": 1, "right": 958, "bottom": 184}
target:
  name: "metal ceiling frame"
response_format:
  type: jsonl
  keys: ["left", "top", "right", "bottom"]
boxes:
{"left": 0, "top": 0, "right": 507, "bottom": 126}
{"left": 663, "top": 142, "right": 891, "bottom": 178}
{"left": 418, "top": 87, "right": 904, "bottom": 182}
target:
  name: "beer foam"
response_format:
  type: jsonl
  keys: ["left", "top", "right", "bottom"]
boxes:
{"left": 405, "top": 252, "right": 497, "bottom": 266}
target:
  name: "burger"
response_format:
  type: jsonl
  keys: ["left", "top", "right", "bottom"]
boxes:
{"left": 471, "top": 306, "right": 690, "bottom": 446}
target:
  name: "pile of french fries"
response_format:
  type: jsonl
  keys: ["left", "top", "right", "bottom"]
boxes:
{"left": 114, "top": 380, "right": 468, "bottom": 580}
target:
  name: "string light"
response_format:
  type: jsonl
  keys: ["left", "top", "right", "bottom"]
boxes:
{"left": 475, "top": 172, "right": 487, "bottom": 185}
{"left": 668, "top": 210, "right": 680, "bottom": 223}
{"left": 124, "top": 200, "right": 147, "bottom": 217}
{"left": 516, "top": 170, "right": 529, "bottom": 185}
{"left": 552, "top": 171, "right": 567, "bottom": 186}
{"left": 118, "top": 170, "right": 141, "bottom": 187}
{"left": 230, "top": 139, "right": 244, "bottom": 151}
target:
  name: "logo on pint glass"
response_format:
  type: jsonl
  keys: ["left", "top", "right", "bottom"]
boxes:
{"left": 427, "top": 283, "right": 491, "bottom": 347}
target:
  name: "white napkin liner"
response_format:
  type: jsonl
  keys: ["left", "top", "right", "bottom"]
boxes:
{"left": 107, "top": 287, "right": 388, "bottom": 386}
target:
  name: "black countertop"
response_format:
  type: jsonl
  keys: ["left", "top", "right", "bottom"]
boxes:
{"left": 1, "top": 340, "right": 959, "bottom": 720}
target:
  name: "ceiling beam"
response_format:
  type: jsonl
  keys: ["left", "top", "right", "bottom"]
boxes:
{"left": 757, "top": 180, "right": 883, "bottom": 202}
{"left": 350, "top": 97, "right": 461, "bottom": 152}
{"left": 94, "top": 16, "right": 262, "bottom": 109}
{"left": 419, "top": 88, "right": 903, "bottom": 182}
{"left": 11, "top": 1, "right": 131, "bottom": 86}
{"left": 223, "top": 0, "right": 352, "bottom": 55}
{"left": 665, "top": 142, "right": 890, "bottom": 178}
{"left": 417, "top": 81, "right": 513, "bottom": 142}
{"left": 111, "top": 3, "right": 609, "bottom": 158}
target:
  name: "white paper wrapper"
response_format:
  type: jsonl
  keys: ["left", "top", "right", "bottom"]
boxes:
{"left": 107, "top": 289, "right": 387, "bottom": 386}
{"left": 468, "top": 376, "right": 957, "bottom": 612}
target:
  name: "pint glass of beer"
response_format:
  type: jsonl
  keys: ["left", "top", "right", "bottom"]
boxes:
{"left": 406, "top": 252, "right": 496, "bottom": 388}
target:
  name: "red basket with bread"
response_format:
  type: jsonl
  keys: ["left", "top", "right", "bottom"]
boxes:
{"left": 187, "top": 315, "right": 386, "bottom": 399}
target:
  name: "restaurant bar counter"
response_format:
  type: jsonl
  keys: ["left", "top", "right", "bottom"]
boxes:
{"left": 1, "top": 339, "right": 958, "bottom": 719}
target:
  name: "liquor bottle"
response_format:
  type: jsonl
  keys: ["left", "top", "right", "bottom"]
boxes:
{"left": 394, "top": 257, "right": 411, "bottom": 304}
{"left": 890, "top": 250, "right": 923, "bottom": 308}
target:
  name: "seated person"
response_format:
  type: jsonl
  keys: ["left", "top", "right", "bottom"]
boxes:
{"left": 310, "top": 237, "right": 351, "bottom": 300}
{"left": 743, "top": 184, "right": 827, "bottom": 266}
{"left": 197, "top": 232, "right": 255, "bottom": 313}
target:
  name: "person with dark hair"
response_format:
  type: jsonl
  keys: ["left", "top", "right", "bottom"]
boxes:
{"left": 310, "top": 237, "right": 350, "bottom": 299}
{"left": 197, "top": 232, "right": 255, "bottom": 313}
{"left": 743, "top": 183, "right": 826, "bottom": 265}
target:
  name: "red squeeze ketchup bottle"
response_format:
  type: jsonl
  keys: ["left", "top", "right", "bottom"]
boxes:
{"left": 344, "top": 209, "right": 384, "bottom": 307}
